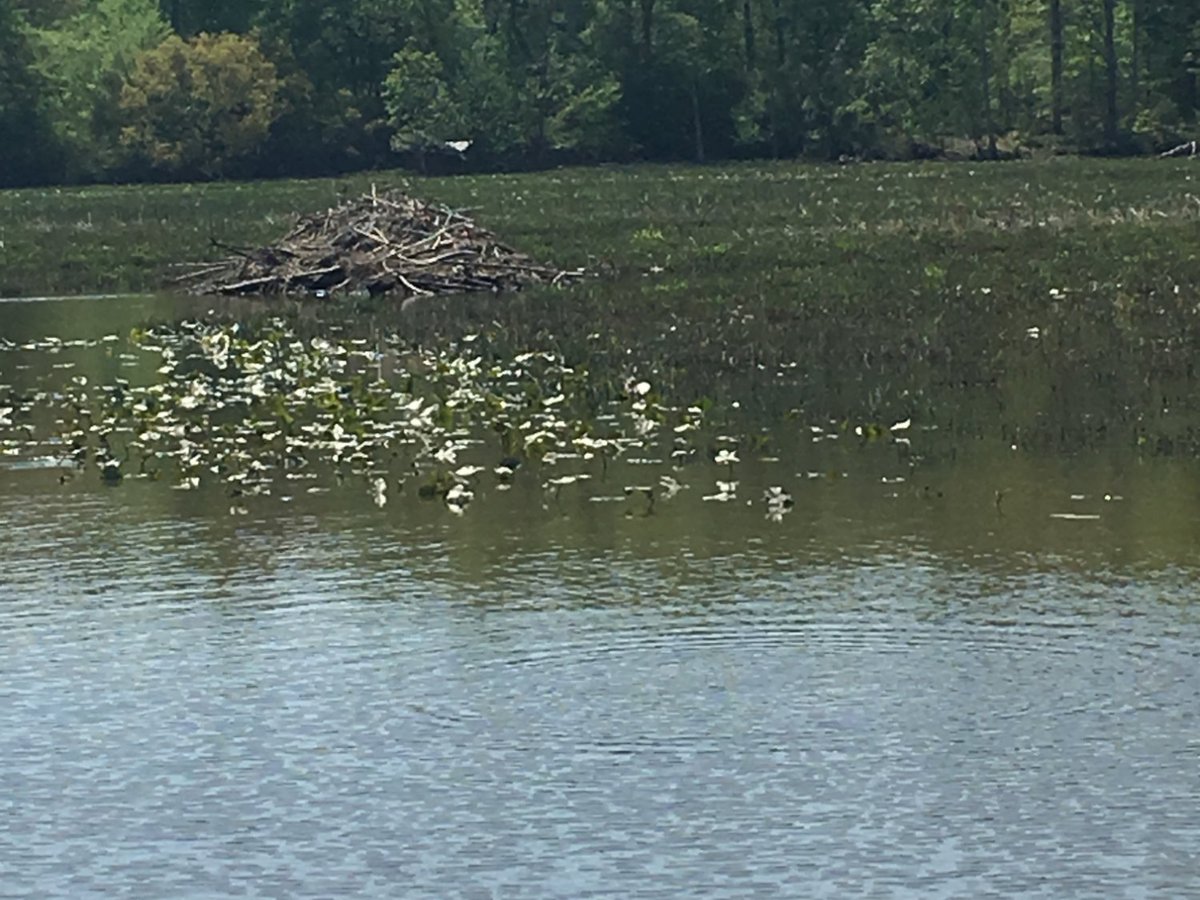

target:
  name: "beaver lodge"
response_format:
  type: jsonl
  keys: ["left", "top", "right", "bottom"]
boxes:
{"left": 175, "top": 187, "right": 585, "bottom": 298}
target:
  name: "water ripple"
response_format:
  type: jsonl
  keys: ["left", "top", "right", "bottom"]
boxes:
{"left": 3, "top": 497, "right": 1200, "bottom": 898}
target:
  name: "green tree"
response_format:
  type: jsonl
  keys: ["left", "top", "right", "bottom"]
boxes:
{"left": 1101, "top": 0, "right": 1120, "bottom": 144}
{"left": 1134, "top": 0, "right": 1200, "bottom": 138}
{"left": 592, "top": 0, "right": 741, "bottom": 160}
{"left": 735, "top": 0, "right": 870, "bottom": 157}
{"left": 435, "top": 0, "right": 625, "bottom": 162}
{"left": 12, "top": 0, "right": 81, "bottom": 28}
{"left": 158, "top": 0, "right": 268, "bottom": 35}
{"left": 252, "top": 0, "right": 442, "bottom": 167}
{"left": 542, "top": 54, "right": 623, "bottom": 158}
{"left": 1050, "top": 0, "right": 1066, "bottom": 133}
{"left": 452, "top": 32, "right": 529, "bottom": 155}
{"left": 383, "top": 48, "right": 464, "bottom": 170}
{"left": 0, "top": 4, "right": 61, "bottom": 185}
{"left": 850, "top": 0, "right": 1020, "bottom": 157}
{"left": 28, "top": 0, "right": 170, "bottom": 179}
{"left": 4, "top": 0, "right": 1200, "bottom": 180}
{"left": 501, "top": 13, "right": 624, "bottom": 161}
{"left": 119, "top": 31, "right": 283, "bottom": 178}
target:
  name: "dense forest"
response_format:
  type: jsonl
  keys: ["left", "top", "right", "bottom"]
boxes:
{"left": 0, "top": 0, "right": 1197, "bottom": 186}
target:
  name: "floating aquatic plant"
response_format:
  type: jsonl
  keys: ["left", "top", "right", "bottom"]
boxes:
{"left": 762, "top": 485, "right": 794, "bottom": 523}
{"left": 703, "top": 480, "right": 738, "bottom": 502}
{"left": 2, "top": 317, "right": 739, "bottom": 518}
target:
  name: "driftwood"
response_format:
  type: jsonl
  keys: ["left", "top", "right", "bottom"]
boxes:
{"left": 176, "top": 187, "right": 585, "bottom": 298}
{"left": 1160, "top": 140, "right": 1199, "bottom": 158}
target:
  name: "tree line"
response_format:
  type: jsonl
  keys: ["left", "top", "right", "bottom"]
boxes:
{"left": 0, "top": 0, "right": 1197, "bottom": 187}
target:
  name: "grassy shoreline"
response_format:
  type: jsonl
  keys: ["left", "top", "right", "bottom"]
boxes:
{"left": 1, "top": 158, "right": 1198, "bottom": 301}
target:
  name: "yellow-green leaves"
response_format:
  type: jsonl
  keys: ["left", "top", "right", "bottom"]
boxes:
{"left": 119, "top": 32, "right": 282, "bottom": 178}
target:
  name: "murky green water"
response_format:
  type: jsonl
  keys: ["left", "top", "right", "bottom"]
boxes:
{"left": 3, "top": 292, "right": 1200, "bottom": 897}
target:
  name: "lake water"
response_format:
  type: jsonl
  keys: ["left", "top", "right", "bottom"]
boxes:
{"left": 2, "top": 292, "right": 1199, "bottom": 898}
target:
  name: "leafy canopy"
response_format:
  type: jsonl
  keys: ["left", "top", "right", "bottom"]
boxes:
{"left": 119, "top": 31, "right": 283, "bottom": 178}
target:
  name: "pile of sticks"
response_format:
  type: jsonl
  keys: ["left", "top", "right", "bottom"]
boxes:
{"left": 176, "top": 187, "right": 584, "bottom": 298}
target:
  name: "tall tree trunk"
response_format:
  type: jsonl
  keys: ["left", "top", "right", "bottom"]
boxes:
{"left": 996, "top": 4, "right": 1015, "bottom": 131}
{"left": 639, "top": 0, "right": 655, "bottom": 54}
{"left": 770, "top": 0, "right": 785, "bottom": 66}
{"left": 979, "top": 0, "right": 996, "bottom": 157}
{"left": 1049, "top": 0, "right": 1064, "bottom": 135}
{"left": 1185, "top": 52, "right": 1198, "bottom": 124}
{"left": 691, "top": 81, "right": 705, "bottom": 162}
{"left": 742, "top": 0, "right": 756, "bottom": 68}
{"left": 1130, "top": 0, "right": 1141, "bottom": 124}
{"left": 1101, "top": 0, "right": 1119, "bottom": 146}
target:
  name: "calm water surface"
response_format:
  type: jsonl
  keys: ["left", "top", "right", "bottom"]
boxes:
{"left": 2, "top": 294, "right": 1199, "bottom": 898}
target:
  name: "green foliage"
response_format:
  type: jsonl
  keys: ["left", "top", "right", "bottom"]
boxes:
{"left": 453, "top": 33, "right": 529, "bottom": 155}
{"left": 382, "top": 6, "right": 625, "bottom": 164}
{"left": 119, "top": 32, "right": 284, "bottom": 179}
{"left": 734, "top": 0, "right": 871, "bottom": 156}
{"left": 0, "top": 5, "right": 61, "bottom": 186}
{"left": 458, "top": 0, "right": 624, "bottom": 160}
{"left": 383, "top": 48, "right": 464, "bottom": 155}
{"left": 547, "top": 76, "right": 623, "bottom": 157}
{"left": 157, "top": 0, "right": 267, "bottom": 35}
{"left": 250, "top": 0, "right": 439, "bottom": 167}
{"left": 854, "top": 0, "right": 994, "bottom": 149}
{"left": 2, "top": 0, "right": 1199, "bottom": 181}
{"left": 28, "top": 0, "right": 170, "bottom": 179}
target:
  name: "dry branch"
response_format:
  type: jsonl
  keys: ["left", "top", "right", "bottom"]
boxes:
{"left": 176, "top": 188, "right": 585, "bottom": 298}
{"left": 1160, "top": 140, "right": 1199, "bottom": 158}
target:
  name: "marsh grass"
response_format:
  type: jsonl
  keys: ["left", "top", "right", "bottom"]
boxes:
{"left": 4, "top": 158, "right": 1200, "bottom": 470}
{"left": 1, "top": 158, "right": 1198, "bottom": 300}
